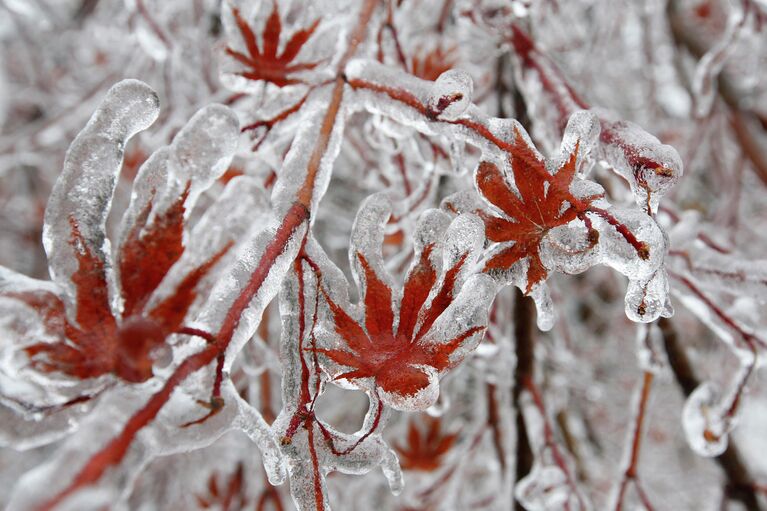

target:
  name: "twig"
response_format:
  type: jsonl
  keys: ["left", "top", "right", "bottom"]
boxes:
{"left": 612, "top": 370, "right": 656, "bottom": 511}
{"left": 513, "top": 289, "right": 535, "bottom": 511}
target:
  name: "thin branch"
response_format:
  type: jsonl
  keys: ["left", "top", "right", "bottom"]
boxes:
{"left": 613, "top": 370, "right": 656, "bottom": 511}
{"left": 513, "top": 289, "right": 535, "bottom": 511}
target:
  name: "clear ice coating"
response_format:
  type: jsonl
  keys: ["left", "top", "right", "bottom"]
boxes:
{"left": 597, "top": 118, "right": 684, "bottom": 215}
{"left": 4, "top": 0, "right": 764, "bottom": 510}
{"left": 43, "top": 79, "right": 160, "bottom": 316}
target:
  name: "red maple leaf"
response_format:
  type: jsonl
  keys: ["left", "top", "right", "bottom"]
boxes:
{"left": 476, "top": 128, "right": 600, "bottom": 293}
{"left": 226, "top": 3, "right": 321, "bottom": 88}
{"left": 195, "top": 462, "right": 247, "bottom": 511}
{"left": 394, "top": 416, "right": 458, "bottom": 471}
{"left": 316, "top": 245, "right": 484, "bottom": 401}
{"left": 15, "top": 188, "right": 230, "bottom": 383}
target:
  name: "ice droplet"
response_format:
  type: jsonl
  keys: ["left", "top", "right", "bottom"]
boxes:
{"left": 598, "top": 119, "right": 683, "bottom": 214}
{"left": 530, "top": 284, "right": 555, "bottom": 331}
{"left": 427, "top": 70, "right": 473, "bottom": 121}
{"left": 682, "top": 382, "right": 729, "bottom": 457}
{"left": 625, "top": 270, "right": 671, "bottom": 323}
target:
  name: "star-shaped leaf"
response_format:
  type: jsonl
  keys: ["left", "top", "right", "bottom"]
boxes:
{"left": 315, "top": 225, "right": 487, "bottom": 410}
{"left": 19, "top": 195, "right": 230, "bottom": 383}
{"left": 477, "top": 128, "right": 599, "bottom": 292}
{"left": 226, "top": 4, "right": 321, "bottom": 88}
{"left": 394, "top": 416, "right": 458, "bottom": 471}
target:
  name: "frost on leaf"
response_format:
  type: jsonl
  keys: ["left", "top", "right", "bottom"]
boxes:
{"left": 315, "top": 195, "right": 495, "bottom": 411}
{"left": 224, "top": 3, "right": 321, "bottom": 88}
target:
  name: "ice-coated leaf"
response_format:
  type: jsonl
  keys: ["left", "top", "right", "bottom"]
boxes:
{"left": 475, "top": 124, "right": 601, "bottom": 293}
{"left": 394, "top": 416, "right": 458, "bottom": 471}
{"left": 114, "top": 103, "right": 243, "bottom": 324}
{"left": 147, "top": 176, "right": 272, "bottom": 316}
{"left": 314, "top": 195, "right": 493, "bottom": 411}
{"left": 43, "top": 79, "right": 160, "bottom": 318}
{"left": 114, "top": 148, "right": 172, "bottom": 315}
{"left": 272, "top": 254, "right": 403, "bottom": 510}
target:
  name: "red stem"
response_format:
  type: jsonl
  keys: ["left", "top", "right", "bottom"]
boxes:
{"left": 614, "top": 370, "right": 655, "bottom": 511}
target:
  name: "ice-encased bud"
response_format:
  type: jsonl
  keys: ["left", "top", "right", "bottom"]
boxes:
{"left": 427, "top": 70, "right": 473, "bottom": 121}
{"left": 596, "top": 208, "right": 666, "bottom": 281}
{"left": 682, "top": 382, "right": 729, "bottom": 457}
